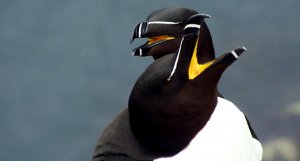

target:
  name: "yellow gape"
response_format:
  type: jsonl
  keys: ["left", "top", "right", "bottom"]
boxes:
{"left": 188, "top": 38, "right": 215, "bottom": 80}
{"left": 147, "top": 36, "right": 175, "bottom": 45}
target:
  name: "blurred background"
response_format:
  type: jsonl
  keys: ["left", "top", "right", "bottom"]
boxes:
{"left": 0, "top": 0, "right": 299, "bottom": 161}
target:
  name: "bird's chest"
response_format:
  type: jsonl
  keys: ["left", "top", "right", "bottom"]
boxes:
{"left": 155, "top": 97, "right": 258, "bottom": 161}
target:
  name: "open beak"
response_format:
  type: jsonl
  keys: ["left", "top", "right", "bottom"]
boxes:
{"left": 188, "top": 45, "right": 247, "bottom": 80}
{"left": 130, "top": 20, "right": 183, "bottom": 56}
{"left": 131, "top": 36, "right": 175, "bottom": 56}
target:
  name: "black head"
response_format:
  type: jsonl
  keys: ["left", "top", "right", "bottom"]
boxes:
{"left": 130, "top": 7, "right": 215, "bottom": 60}
{"left": 129, "top": 14, "right": 247, "bottom": 156}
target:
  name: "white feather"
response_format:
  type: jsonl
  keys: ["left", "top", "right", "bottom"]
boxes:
{"left": 155, "top": 97, "right": 263, "bottom": 161}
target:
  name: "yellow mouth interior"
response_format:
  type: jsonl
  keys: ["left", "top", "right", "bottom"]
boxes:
{"left": 188, "top": 37, "right": 216, "bottom": 80}
{"left": 147, "top": 35, "right": 175, "bottom": 45}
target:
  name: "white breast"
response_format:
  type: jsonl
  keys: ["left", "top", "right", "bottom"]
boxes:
{"left": 154, "top": 97, "right": 263, "bottom": 161}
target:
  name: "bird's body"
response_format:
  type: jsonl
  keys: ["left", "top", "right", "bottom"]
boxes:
{"left": 92, "top": 98, "right": 262, "bottom": 161}
{"left": 92, "top": 108, "right": 158, "bottom": 161}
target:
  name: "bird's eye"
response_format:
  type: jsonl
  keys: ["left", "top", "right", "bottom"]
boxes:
{"left": 147, "top": 35, "right": 175, "bottom": 45}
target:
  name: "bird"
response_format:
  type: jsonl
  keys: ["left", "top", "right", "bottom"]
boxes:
{"left": 91, "top": 8, "right": 263, "bottom": 161}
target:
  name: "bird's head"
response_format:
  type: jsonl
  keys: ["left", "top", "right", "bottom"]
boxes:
{"left": 130, "top": 7, "right": 215, "bottom": 60}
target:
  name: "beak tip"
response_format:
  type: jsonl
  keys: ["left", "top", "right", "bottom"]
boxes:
{"left": 200, "top": 13, "right": 211, "bottom": 19}
{"left": 242, "top": 46, "right": 247, "bottom": 51}
{"left": 132, "top": 51, "right": 137, "bottom": 56}
{"left": 234, "top": 46, "right": 247, "bottom": 56}
{"left": 230, "top": 46, "right": 247, "bottom": 58}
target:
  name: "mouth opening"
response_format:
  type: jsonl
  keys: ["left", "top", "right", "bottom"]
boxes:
{"left": 147, "top": 35, "right": 175, "bottom": 45}
{"left": 188, "top": 45, "right": 247, "bottom": 80}
{"left": 132, "top": 35, "right": 176, "bottom": 56}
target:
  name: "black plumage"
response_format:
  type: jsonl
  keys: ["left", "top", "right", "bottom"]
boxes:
{"left": 92, "top": 8, "right": 260, "bottom": 161}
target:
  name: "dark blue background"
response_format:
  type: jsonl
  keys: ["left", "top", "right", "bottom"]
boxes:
{"left": 1, "top": 1, "right": 299, "bottom": 161}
